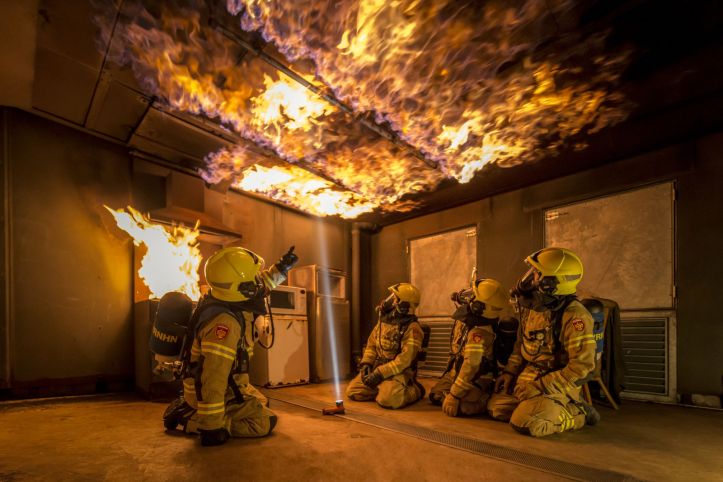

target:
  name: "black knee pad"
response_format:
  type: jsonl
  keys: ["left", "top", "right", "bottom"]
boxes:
{"left": 429, "top": 392, "right": 443, "bottom": 406}
{"left": 511, "top": 423, "right": 532, "bottom": 435}
{"left": 267, "top": 415, "right": 278, "bottom": 435}
{"left": 413, "top": 380, "right": 426, "bottom": 400}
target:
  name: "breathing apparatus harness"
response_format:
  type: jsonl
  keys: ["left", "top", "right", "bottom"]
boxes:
{"left": 513, "top": 291, "right": 577, "bottom": 378}
{"left": 145, "top": 289, "right": 275, "bottom": 405}
{"left": 444, "top": 288, "right": 501, "bottom": 379}
{"left": 371, "top": 296, "right": 428, "bottom": 370}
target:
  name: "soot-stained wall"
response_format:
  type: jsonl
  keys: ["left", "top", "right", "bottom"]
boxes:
{"left": 371, "top": 131, "right": 723, "bottom": 397}
{"left": 0, "top": 108, "right": 350, "bottom": 396}
{"left": 222, "top": 191, "right": 350, "bottom": 274}
{"left": 2, "top": 108, "right": 134, "bottom": 395}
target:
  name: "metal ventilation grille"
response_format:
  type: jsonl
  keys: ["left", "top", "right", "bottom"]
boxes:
{"left": 418, "top": 317, "right": 454, "bottom": 376}
{"left": 621, "top": 316, "right": 667, "bottom": 394}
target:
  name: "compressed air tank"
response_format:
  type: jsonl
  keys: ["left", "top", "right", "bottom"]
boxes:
{"left": 149, "top": 291, "right": 194, "bottom": 357}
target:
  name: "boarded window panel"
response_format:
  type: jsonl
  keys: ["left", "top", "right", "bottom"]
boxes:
{"left": 410, "top": 227, "right": 477, "bottom": 317}
{"left": 544, "top": 183, "right": 674, "bottom": 310}
{"left": 410, "top": 228, "right": 476, "bottom": 375}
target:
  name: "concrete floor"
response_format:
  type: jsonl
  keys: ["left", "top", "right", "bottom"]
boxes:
{"left": 0, "top": 378, "right": 721, "bottom": 481}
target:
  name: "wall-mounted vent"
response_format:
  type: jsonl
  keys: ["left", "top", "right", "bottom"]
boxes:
{"left": 621, "top": 316, "right": 669, "bottom": 395}
{"left": 418, "top": 317, "right": 454, "bottom": 376}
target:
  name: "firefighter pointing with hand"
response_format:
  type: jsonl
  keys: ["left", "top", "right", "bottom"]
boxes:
{"left": 163, "top": 246, "right": 298, "bottom": 446}
{"left": 487, "top": 247, "right": 600, "bottom": 437}
{"left": 346, "top": 283, "right": 426, "bottom": 409}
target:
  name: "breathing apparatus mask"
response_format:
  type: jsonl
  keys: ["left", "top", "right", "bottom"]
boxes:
{"left": 380, "top": 293, "right": 411, "bottom": 316}
{"left": 450, "top": 288, "right": 489, "bottom": 319}
{"left": 511, "top": 267, "right": 560, "bottom": 312}
{"left": 237, "top": 274, "right": 269, "bottom": 301}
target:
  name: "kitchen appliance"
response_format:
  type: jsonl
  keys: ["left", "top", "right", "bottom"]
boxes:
{"left": 249, "top": 312, "right": 310, "bottom": 387}
{"left": 288, "top": 265, "right": 350, "bottom": 382}
{"left": 267, "top": 285, "right": 307, "bottom": 316}
{"left": 248, "top": 284, "right": 309, "bottom": 387}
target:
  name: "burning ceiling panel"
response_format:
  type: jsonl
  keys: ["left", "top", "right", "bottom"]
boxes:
{"left": 94, "top": 0, "right": 633, "bottom": 219}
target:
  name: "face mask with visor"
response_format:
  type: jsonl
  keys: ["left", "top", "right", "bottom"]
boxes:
{"left": 237, "top": 274, "right": 269, "bottom": 300}
{"left": 380, "top": 293, "right": 411, "bottom": 317}
{"left": 511, "top": 267, "right": 561, "bottom": 312}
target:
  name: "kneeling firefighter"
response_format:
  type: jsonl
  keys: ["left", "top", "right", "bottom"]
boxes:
{"left": 346, "top": 283, "right": 426, "bottom": 409}
{"left": 429, "top": 278, "right": 514, "bottom": 417}
{"left": 160, "top": 246, "right": 298, "bottom": 446}
{"left": 487, "top": 247, "right": 600, "bottom": 437}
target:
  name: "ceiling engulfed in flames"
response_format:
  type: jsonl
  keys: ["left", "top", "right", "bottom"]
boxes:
{"left": 97, "top": 0, "right": 632, "bottom": 219}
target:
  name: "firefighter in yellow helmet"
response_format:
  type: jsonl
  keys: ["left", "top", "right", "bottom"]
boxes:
{"left": 346, "top": 283, "right": 426, "bottom": 409}
{"left": 163, "top": 246, "right": 298, "bottom": 446}
{"left": 487, "top": 247, "right": 600, "bottom": 437}
{"left": 429, "top": 278, "right": 511, "bottom": 417}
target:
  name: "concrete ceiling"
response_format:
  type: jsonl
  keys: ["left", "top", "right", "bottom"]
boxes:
{"left": 4, "top": 0, "right": 723, "bottom": 225}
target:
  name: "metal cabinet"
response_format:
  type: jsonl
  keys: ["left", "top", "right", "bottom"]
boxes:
{"left": 289, "top": 265, "right": 350, "bottom": 382}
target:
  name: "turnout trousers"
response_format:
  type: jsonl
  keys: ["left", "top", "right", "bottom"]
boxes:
{"left": 430, "top": 372, "right": 491, "bottom": 416}
{"left": 487, "top": 391, "right": 586, "bottom": 437}
{"left": 182, "top": 375, "right": 276, "bottom": 437}
{"left": 346, "top": 370, "right": 423, "bottom": 409}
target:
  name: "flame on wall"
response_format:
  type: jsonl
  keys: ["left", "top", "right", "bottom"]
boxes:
{"left": 105, "top": 205, "right": 202, "bottom": 300}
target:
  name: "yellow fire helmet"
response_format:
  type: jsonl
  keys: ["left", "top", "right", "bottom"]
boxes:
{"left": 525, "top": 247, "right": 583, "bottom": 296}
{"left": 472, "top": 278, "right": 509, "bottom": 318}
{"left": 388, "top": 282, "right": 421, "bottom": 312}
{"left": 204, "top": 247, "right": 265, "bottom": 302}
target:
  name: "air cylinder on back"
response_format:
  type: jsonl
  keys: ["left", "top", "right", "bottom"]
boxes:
{"left": 149, "top": 291, "right": 194, "bottom": 358}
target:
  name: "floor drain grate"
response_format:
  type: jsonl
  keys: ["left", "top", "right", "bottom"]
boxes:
{"left": 263, "top": 390, "right": 641, "bottom": 482}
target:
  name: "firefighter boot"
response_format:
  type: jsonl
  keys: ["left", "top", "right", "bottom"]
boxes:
{"left": 413, "top": 379, "right": 426, "bottom": 400}
{"left": 163, "top": 397, "right": 196, "bottom": 431}
{"left": 576, "top": 401, "right": 601, "bottom": 426}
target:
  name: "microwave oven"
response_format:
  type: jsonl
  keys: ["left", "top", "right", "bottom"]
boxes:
{"left": 268, "top": 285, "right": 307, "bottom": 316}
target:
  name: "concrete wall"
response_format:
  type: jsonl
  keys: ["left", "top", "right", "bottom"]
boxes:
{"left": 2, "top": 108, "right": 134, "bottom": 395}
{"left": 222, "top": 191, "right": 349, "bottom": 274}
{"left": 0, "top": 108, "right": 350, "bottom": 396}
{"left": 371, "top": 131, "right": 723, "bottom": 397}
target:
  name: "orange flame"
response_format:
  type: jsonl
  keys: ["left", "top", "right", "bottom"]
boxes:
{"left": 235, "top": 0, "right": 632, "bottom": 180}
{"left": 105, "top": 205, "right": 202, "bottom": 300}
{"left": 100, "top": 0, "right": 632, "bottom": 219}
{"left": 203, "top": 151, "right": 378, "bottom": 218}
{"left": 252, "top": 75, "right": 335, "bottom": 137}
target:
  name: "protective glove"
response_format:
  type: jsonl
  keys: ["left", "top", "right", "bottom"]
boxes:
{"left": 442, "top": 393, "right": 461, "bottom": 417}
{"left": 362, "top": 368, "right": 384, "bottom": 388}
{"left": 359, "top": 363, "right": 372, "bottom": 379}
{"left": 199, "top": 428, "right": 230, "bottom": 447}
{"left": 514, "top": 380, "right": 544, "bottom": 401}
{"left": 276, "top": 246, "right": 299, "bottom": 275}
{"left": 494, "top": 371, "right": 516, "bottom": 395}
